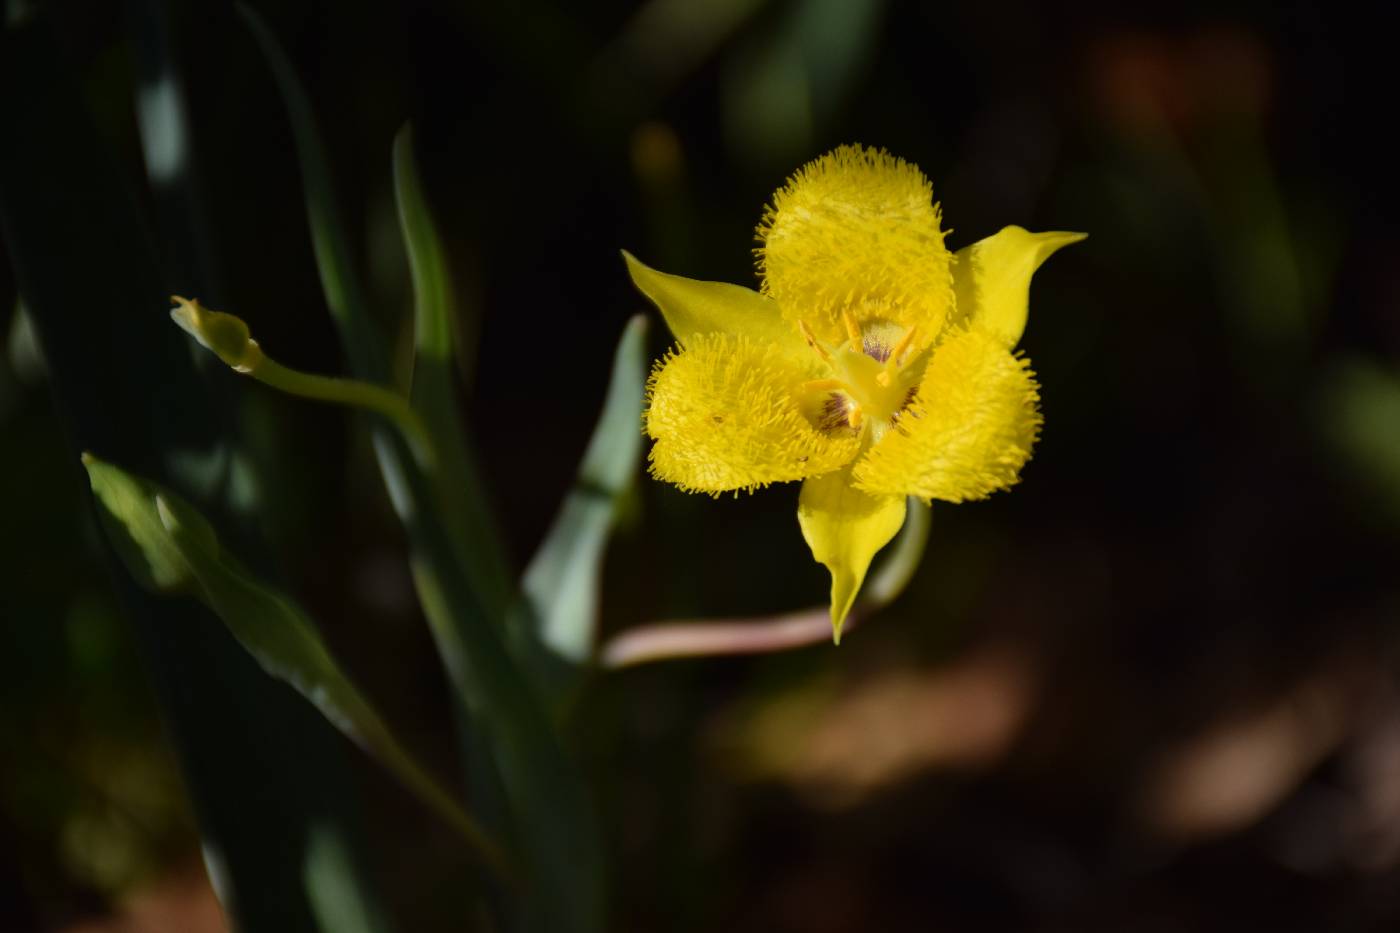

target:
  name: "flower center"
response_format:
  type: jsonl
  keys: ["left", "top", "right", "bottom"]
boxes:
{"left": 797, "top": 313, "right": 923, "bottom": 443}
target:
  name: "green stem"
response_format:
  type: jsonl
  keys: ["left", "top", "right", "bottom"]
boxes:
{"left": 249, "top": 353, "right": 432, "bottom": 462}
{"left": 170, "top": 294, "right": 433, "bottom": 462}
{"left": 863, "top": 497, "right": 930, "bottom": 604}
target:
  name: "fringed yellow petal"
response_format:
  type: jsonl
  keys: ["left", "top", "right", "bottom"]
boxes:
{"left": 646, "top": 333, "right": 860, "bottom": 494}
{"left": 853, "top": 329, "right": 1041, "bottom": 502}
{"left": 622, "top": 251, "right": 808, "bottom": 363}
{"left": 949, "top": 226, "right": 1087, "bottom": 348}
{"left": 797, "top": 467, "right": 907, "bottom": 642}
{"left": 756, "top": 145, "right": 954, "bottom": 346}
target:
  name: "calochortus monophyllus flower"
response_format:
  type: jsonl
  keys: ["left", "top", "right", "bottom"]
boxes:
{"left": 624, "top": 145, "right": 1084, "bottom": 641}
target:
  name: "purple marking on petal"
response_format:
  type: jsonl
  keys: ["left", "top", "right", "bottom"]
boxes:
{"left": 889, "top": 386, "right": 921, "bottom": 425}
{"left": 863, "top": 337, "right": 891, "bottom": 362}
{"left": 818, "top": 392, "right": 857, "bottom": 434}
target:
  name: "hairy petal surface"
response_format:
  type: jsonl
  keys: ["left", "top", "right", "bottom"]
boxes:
{"left": 623, "top": 251, "right": 808, "bottom": 364}
{"left": 797, "top": 467, "right": 907, "bottom": 641}
{"left": 949, "top": 226, "right": 1087, "bottom": 347}
{"left": 854, "top": 329, "right": 1041, "bottom": 502}
{"left": 646, "top": 333, "right": 859, "bottom": 494}
{"left": 756, "top": 145, "right": 954, "bottom": 346}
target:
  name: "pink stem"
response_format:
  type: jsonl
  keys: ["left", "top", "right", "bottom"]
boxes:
{"left": 599, "top": 605, "right": 866, "bottom": 669}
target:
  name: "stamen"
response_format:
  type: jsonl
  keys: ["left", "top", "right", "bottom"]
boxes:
{"left": 848, "top": 402, "right": 864, "bottom": 429}
{"left": 802, "top": 378, "right": 845, "bottom": 394}
{"left": 874, "top": 324, "right": 920, "bottom": 389}
{"left": 797, "top": 320, "right": 830, "bottom": 361}
{"left": 842, "top": 310, "right": 863, "bottom": 346}
{"left": 889, "top": 325, "right": 919, "bottom": 365}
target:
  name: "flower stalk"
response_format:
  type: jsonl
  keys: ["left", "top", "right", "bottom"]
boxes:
{"left": 170, "top": 295, "right": 432, "bottom": 462}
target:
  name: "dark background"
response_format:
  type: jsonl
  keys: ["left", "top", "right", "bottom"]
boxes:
{"left": 3, "top": 0, "right": 1399, "bottom": 930}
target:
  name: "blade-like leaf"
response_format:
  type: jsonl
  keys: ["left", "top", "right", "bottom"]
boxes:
{"left": 239, "top": 9, "right": 605, "bottom": 929}
{"left": 0, "top": 11, "right": 388, "bottom": 929}
{"left": 83, "top": 454, "right": 510, "bottom": 877}
{"left": 392, "top": 124, "right": 511, "bottom": 615}
{"left": 127, "top": 0, "right": 222, "bottom": 299}
{"left": 522, "top": 316, "right": 647, "bottom": 664}
{"left": 391, "top": 125, "right": 455, "bottom": 369}
{"left": 128, "top": 6, "right": 395, "bottom": 916}
{"left": 721, "top": 0, "right": 886, "bottom": 168}
{"left": 236, "top": 3, "right": 383, "bottom": 381}
{"left": 84, "top": 453, "right": 198, "bottom": 596}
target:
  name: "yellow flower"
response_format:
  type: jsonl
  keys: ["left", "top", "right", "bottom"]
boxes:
{"left": 624, "top": 145, "right": 1084, "bottom": 640}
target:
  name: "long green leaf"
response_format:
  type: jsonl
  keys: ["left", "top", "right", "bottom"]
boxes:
{"left": 392, "top": 124, "right": 511, "bottom": 616}
{"left": 125, "top": 1, "right": 396, "bottom": 919}
{"left": 236, "top": 4, "right": 383, "bottom": 381}
{"left": 82, "top": 454, "right": 510, "bottom": 877}
{"left": 0, "top": 11, "right": 386, "bottom": 930}
{"left": 127, "top": 0, "right": 222, "bottom": 299}
{"left": 522, "top": 315, "right": 647, "bottom": 664}
{"left": 239, "top": 9, "right": 605, "bottom": 930}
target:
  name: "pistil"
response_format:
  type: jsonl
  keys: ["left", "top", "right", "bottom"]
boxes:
{"left": 795, "top": 316, "right": 922, "bottom": 440}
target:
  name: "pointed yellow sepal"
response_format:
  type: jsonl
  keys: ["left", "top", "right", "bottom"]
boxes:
{"left": 621, "top": 251, "right": 808, "bottom": 364}
{"left": 797, "top": 467, "right": 907, "bottom": 642}
{"left": 951, "top": 227, "right": 1086, "bottom": 348}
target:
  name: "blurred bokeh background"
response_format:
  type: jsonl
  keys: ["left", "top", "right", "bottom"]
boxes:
{"left": 3, "top": 0, "right": 1399, "bottom": 930}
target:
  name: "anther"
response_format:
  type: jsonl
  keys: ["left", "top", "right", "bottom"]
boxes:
{"left": 797, "top": 320, "right": 830, "bottom": 361}
{"left": 874, "top": 325, "right": 919, "bottom": 389}
{"left": 842, "top": 311, "right": 863, "bottom": 346}
{"left": 889, "top": 325, "right": 919, "bottom": 365}
{"left": 802, "top": 378, "right": 845, "bottom": 394}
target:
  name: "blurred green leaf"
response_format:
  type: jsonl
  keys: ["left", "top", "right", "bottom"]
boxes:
{"left": 580, "top": 0, "right": 769, "bottom": 129}
{"left": 722, "top": 0, "right": 885, "bottom": 169}
{"left": 127, "top": 0, "right": 223, "bottom": 300}
{"left": 304, "top": 824, "right": 393, "bottom": 933}
{"left": 1318, "top": 358, "right": 1400, "bottom": 523}
{"left": 1200, "top": 119, "right": 1310, "bottom": 355}
{"left": 522, "top": 315, "right": 647, "bottom": 665}
{"left": 83, "top": 454, "right": 509, "bottom": 876}
{"left": 7, "top": 301, "right": 46, "bottom": 384}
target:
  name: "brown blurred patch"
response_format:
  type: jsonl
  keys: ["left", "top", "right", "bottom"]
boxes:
{"left": 1339, "top": 687, "right": 1400, "bottom": 873}
{"left": 57, "top": 860, "right": 224, "bottom": 933}
{"left": 1087, "top": 27, "right": 1274, "bottom": 134}
{"left": 722, "top": 645, "right": 1037, "bottom": 808}
{"left": 630, "top": 121, "right": 685, "bottom": 190}
{"left": 1134, "top": 653, "right": 1381, "bottom": 843}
